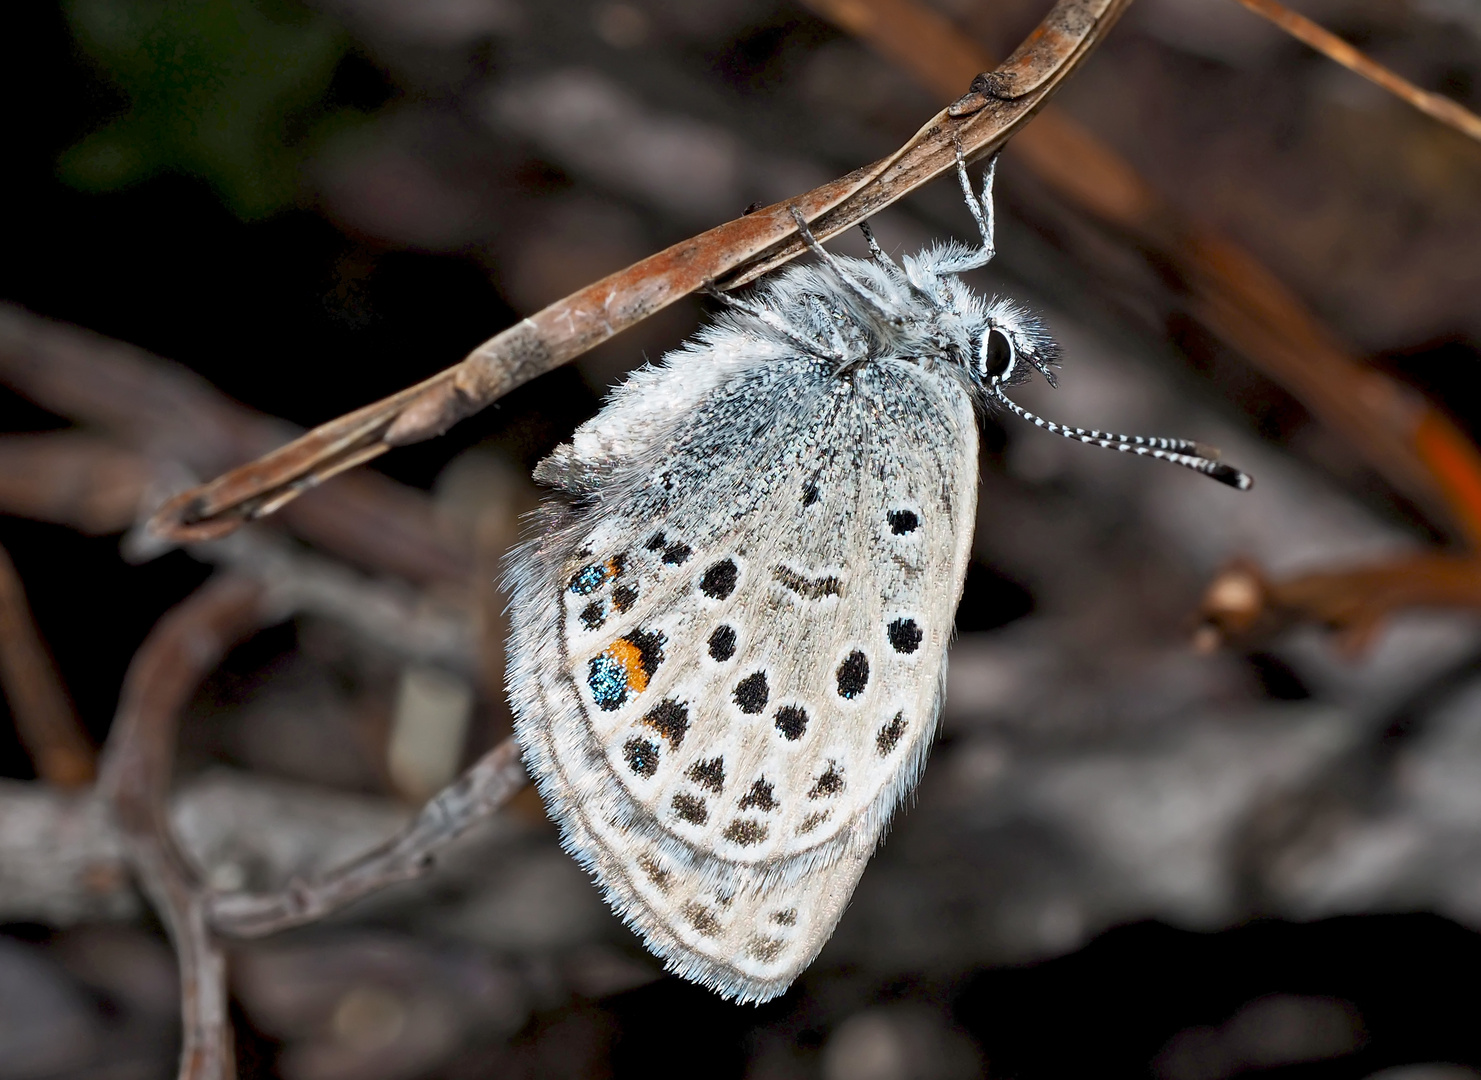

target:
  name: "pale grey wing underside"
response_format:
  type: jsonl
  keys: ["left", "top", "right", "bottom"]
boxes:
{"left": 506, "top": 351, "right": 979, "bottom": 1002}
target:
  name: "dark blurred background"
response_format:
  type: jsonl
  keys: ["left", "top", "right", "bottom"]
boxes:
{"left": 3, "top": 0, "right": 1481, "bottom": 1077}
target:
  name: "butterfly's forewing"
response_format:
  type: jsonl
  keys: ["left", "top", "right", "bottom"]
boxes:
{"left": 507, "top": 347, "right": 979, "bottom": 1002}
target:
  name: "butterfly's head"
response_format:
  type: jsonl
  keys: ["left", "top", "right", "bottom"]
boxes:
{"left": 969, "top": 299, "right": 1061, "bottom": 391}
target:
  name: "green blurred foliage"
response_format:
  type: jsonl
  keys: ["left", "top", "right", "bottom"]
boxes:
{"left": 59, "top": 0, "right": 366, "bottom": 219}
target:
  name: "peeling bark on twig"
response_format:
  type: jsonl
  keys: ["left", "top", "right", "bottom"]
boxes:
{"left": 144, "top": 0, "right": 1134, "bottom": 544}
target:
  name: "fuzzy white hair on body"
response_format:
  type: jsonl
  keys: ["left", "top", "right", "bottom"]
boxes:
{"left": 503, "top": 153, "right": 1251, "bottom": 1005}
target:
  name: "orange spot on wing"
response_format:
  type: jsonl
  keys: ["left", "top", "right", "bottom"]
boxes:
{"left": 605, "top": 638, "right": 649, "bottom": 694}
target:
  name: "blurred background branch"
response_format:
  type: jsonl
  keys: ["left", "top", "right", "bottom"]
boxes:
{"left": 1228, "top": 0, "right": 1481, "bottom": 143}
{"left": 0, "top": 540, "right": 94, "bottom": 787}
{"left": 98, "top": 575, "right": 271, "bottom": 1080}
{"left": 207, "top": 736, "right": 525, "bottom": 939}
{"left": 0, "top": 304, "right": 473, "bottom": 586}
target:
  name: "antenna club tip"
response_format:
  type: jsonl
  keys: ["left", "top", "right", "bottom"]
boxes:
{"left": 1209, "top": 463, "right": 1255, "bottom": 490}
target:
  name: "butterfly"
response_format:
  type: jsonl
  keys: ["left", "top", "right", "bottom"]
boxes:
{"left": 503, "top": 152, "right": 1251, "bottom": 1003}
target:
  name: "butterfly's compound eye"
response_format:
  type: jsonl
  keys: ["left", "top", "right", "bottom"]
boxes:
{"left": 981, "top": 327, "right": 1015, "bottom": 381}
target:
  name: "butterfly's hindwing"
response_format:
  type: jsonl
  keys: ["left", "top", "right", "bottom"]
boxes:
{"left": 507, "top": 347, "right": 978, "bottom": 1003}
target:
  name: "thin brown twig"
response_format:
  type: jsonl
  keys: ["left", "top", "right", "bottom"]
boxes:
{"left": 799, "top": 0, "right": 1481, "bottom": 548}
{"left": 0, "top": 540, "right": 95, "bottom": 787}
{"left": 98, "top": 576, "right": 273, "bottom": 1080}
{"left": 143, "top": 0, "right": 1133, "bottom": 545}
{"left": 1229, "top": 0, "right": 1481, "bottom": 145}
{"left": 1195, "top": 555, "right": 1481, "bottom": 657}
{"left": 0, "top": 433, "right": 153, "bottom": 536}
{"left": 208, "top": 736, "right": 526, "bottom": 937}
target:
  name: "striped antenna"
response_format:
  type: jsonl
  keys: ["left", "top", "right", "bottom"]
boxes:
{"left": 991, "top": 384, "right": 1253, "bottom": 490}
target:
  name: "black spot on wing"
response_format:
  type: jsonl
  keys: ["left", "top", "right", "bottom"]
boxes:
{"left": 645, "top": 532, "right": 667, "bottom": 551}
{"left": 773, "top": 705, "right": 808, "bottom": 740}
{"left": 877, "top": 711, "right": 906, "bottom": 755}
{"left": 836, "top": 650, "right": 869, "bottom": 698}
{"left": 684, "top": 902, "right": 721, "bottom": 937}
{"left": 641, "top": 699, "right": 689, "bottom": 749}
{"left": 688, "top": 756, "right": 725, "bottom": 792}
{"left": 624, "top": 737, "right": 659, "bottom": 778}
{"left": 734, "top": 672, "right": 769, "bottom": 714}
{"left": 579, "top": 601, "right": 605, "bottom": 631}
{"left": 612, "top": 584, "right": 638, "bottom": 613}
{"left": 808, "top": 763, "right": 844, "bottom": 799}
{"left": 747, "top": 935, "right": 784, "bottom": 962}
{"left": 801, "top": 479, "right": 819, "bottom": 506}
{"left": 797, "top": 810, "right": 830, "bottom": 835}
{"left": 638, "top": 853, "right": 671, "bottom": 891}
{"left": 662, "top": 542, "right": 692, "bottom": 565}
{"left": 629, "top": 629, "right": 666, "bottom": 679}
{"left": 888, "top": 509, "right": 919, "bottom": 535}
{"left": 700, "top": 558, "right": 738, "bottom": 599}
{"left": 888, "top": 617, "right": 922, "bottom": 654}
{"left": 672, "top": 793, "right": 708, "bottom": 825}
{"left": 708, "top": 625, "right": 737, "bottom": 661}
{"left": 723, "top": 819, "right": 768, "bottom": 846}
{"left": 739, "top": 778, "right": 777, "bottom": 811}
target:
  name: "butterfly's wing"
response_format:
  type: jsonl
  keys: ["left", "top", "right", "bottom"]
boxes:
{"left": 506, "top": 342, "right": 979, "bottom": 1003}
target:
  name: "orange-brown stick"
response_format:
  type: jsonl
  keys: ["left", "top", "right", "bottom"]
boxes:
{"left": 1198, "top": 555, "right": 1481, "bottom": 656}
{"left": 0, "top": 541, "right": 94, "bottom": 786}
{"left": 1230, "top": 0, "right": 1481, "bottom": 145}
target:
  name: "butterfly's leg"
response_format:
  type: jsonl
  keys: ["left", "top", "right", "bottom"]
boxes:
{"left": 701, "top": 282, "right": 843, "bottom": 363}
{"left": 805, "top": 293, "right": 851, "bottom": 360}
{"left": 787, "top": 207, "right": 905, "bottom": 330}
{"left": 953, "top": 140, "right": 998, "bottom": 266}
{"left": 856, "top": 219, "right": 896, "bottom": 267}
